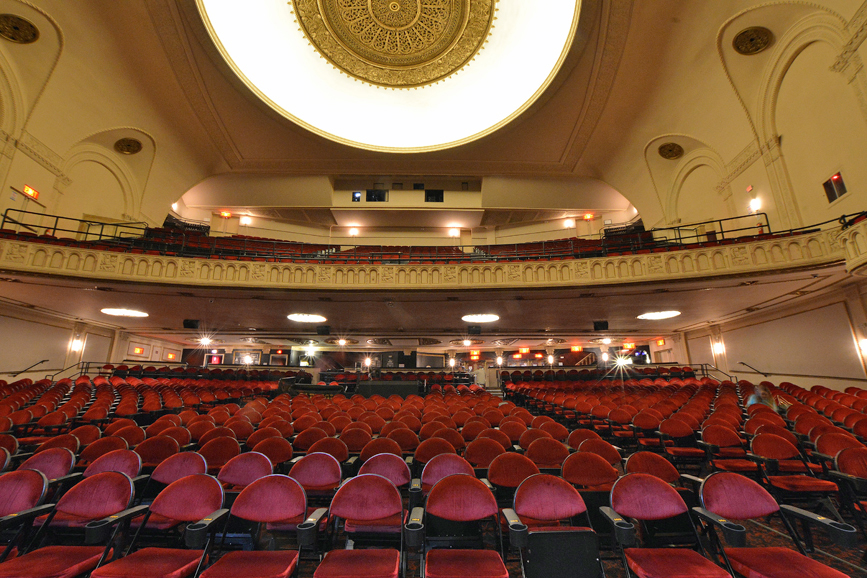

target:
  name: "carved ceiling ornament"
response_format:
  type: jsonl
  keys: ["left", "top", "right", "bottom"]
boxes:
{"left": 291, "top": 0, "right": 496, "bottom": 88}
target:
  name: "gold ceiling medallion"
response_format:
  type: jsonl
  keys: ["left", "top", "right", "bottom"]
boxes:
{"left": 114, "top": 138, "right": 143, "bottom": 155}
{"left": 0, "top": 14, "right": 38, "bottom": 44}
{"left": 291, "top": 0, "right": 497, "bottom": 88}
{"left": 658, "top": 142, "right": 684, "bottom": 160}
{"left": 733, "top": 27, "right": 773, "bottom": 56}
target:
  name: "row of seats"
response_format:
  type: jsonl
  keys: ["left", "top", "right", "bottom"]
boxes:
{"left": 0, "top": 381, "right": 858, "bottom": 577}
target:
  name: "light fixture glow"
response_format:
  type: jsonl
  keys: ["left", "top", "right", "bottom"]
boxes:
{"left": 211, "top": 349, "right": 218, "bottom": 354}
{"left": 101, "top": 308, "right": 149, "bottom": 318}
{"left": 199, "top": 337, "right": 213, "bottom": 346}
{"left": 338, "top": 339, "right": 347, "bottom": 346}
{"left": 240, "top": 216, "right": 252, "bottom": 226}
{"left": 496, "top": 356, "right": 503, "bottom": 366}
{"left": 220, "top": 211, "right": 231, "bottom": 218}
{"left": 615, "top": 356, "right": 632, "bottom": 367}
{"left": 449, "top": 358, "right": 456, "bottom": 368}
{"left": 583, "top": 213, "right": 594, "bottom": 220}
{"left": 637, "top": 311, "right": 682, "bottom": 320}
{"left": 571, "top": 345, "right": 583, "bottom": 352}
{"left": 462, "top": 339, "right": 472, "bottom": 347}
{"left": 622, "top": 342, "right": 635, "bottom": 350}
{"left": 601, "top": 338, "right": 611, "bottom": 345}
{"left": 461, "top": 314, "right": 499, "bottom": 323}
{"left": 171, "top": 203, "right": 178, "bottom": 212}
{"left": 749, "top": 198, "right": 761, "bottom": 213}
{"left": 364, "top": 357, "right": 371, "bottom": 367}
{"left": 242, "top": 355, "right": 253, "bottom": 364}
{"left": 70, "top": 338, "right": 83, "bottom": 352}
{"left": 198, "top": 0, "right": 581, "bottom": 152}
{"left": 448, "top": 228, "right": 460, "bottom": 238}
{"left": 547, "top": 355, "right": 554, "bottom": 364}
{"left": 601, "top": 352, "right": 609, "bottom": 362}
{"left": 713, "top": 342, "right": 726, "bottom": 355}
{"left": 656, "top": 339, "right": 666, "bottom": 346}
{"left": 563, "top": 219, "right": 575, "bottom": 228}
{"left": 349, "top": 228, "right": 359, "bottom": 237}
{"left": 859, "top": 339, "right": 867, "bottom": 355}
{"left": 288, "top": 314, "right": 327, "bottom": 323}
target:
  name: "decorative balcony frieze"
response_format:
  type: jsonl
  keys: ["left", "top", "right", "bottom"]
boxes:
{"left": 0, "top": 228, "right": 848, "bottom": 290}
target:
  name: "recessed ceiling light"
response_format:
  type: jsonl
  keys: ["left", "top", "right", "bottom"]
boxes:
{"left": 100, "top": 308, "right": 148, "bottom": 317}
{"left": 462, "top": 314, "right": 499, "bottom": 323}
{"left": 637, "top": 311, "right": 682, "bottom": 320}
{"left": 288, "top": 313, "right": 327, "bottom": 323}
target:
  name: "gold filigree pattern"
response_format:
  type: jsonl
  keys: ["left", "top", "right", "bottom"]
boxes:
{"left": 291, "top": 0, "right": 496, "bottom": 88}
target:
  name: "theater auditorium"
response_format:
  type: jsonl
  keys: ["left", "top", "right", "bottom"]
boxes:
{"left": 0, "top": 1, "right": 863, "bottom": 577}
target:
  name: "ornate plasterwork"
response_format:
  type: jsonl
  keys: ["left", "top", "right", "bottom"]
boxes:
{"left": 291, "top": 0, "right": 495, "bottom": 87}
{"left": 0, "top": 229, "right": 847, "bottom": 291}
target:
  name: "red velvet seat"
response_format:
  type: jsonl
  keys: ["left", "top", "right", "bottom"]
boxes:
{"left": 359, "top": 453, "right": 412, "bottom": 488}
{"left": 578, "top": 438, "right": 622, "bottom": 466}
{"left": 420, "top": 454, "right": 474, "bottom": 493}
{"left": 0, "top": 472, "right": 134, "bottom": 578}
{"left": 91, "top": 474, "right": 225, "bottom": 578}
{"left": 625, "top": 451, "right": 680, "bottom": 484}
{"left": 288, "top": 452, "right": 342, "bottom": 495}
{"left": 360, "top": 438, "right": 403, "bottom": 463}
{"left": 217, "top": 451, "right": 273, "bottom": 489}
{"left": 386, "top": 428, "right": 420, "bottom": 452}
{"left": 84, "top": 449, "right": 142, "bottom": 478}
{"left": 134, "top": 435, "right": 180, "bottom": 468}
{"left": 525, "top": 438, "right": 570, "bottom": 470}
{"left": 422, "top": 475, "right": 508, "bottom": 578}
{"left": 199, "top": 475, "right": 305, "bottom": 578}
{"left": 252, "top": 437, "right": 294, "bottom": 469}
{"left": 308, "top": 437, "right": 350, "bottom": 463}
{"left": 464, "top": 438, "right": 506, "bottom": 469}
{"left": 314, "top": 474, "right": 403, "bottom": 576}
{"left": 561, "top": 452, "right": 619, "bottom": 491}
{"left": 198, "top": 437, "right": 241, "bottom": 474}
{"left": 19, "top": 447, "right": 75, "bottom": 480}
{"left": 699, "top": 472, "right": 850, "bottom": 578}
{"left": 151, "top": 452, "right": 208, "bottom": 485}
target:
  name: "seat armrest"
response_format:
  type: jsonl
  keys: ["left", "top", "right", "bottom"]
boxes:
{"left": 404, "top": 506, "right": 425, "bottom": 548}
{"left": 598, "top": 506, "right": 635, "bottom": 546}
{"left": 409, "top": 478, "right": 423, "bottom": 509}
{"left": 502, "top": 508, "right": 528, "bottom": 548}
{"left": 49, "top": 472, "right": 83, "bottom": 486}
{"left": 779, "top": 505, "right": 858, "bottom": 547}
{"left": 0, "top": 503, "right": 55, "bottom": 531}
{"left": 696, "top": 441, "right": 719, "bottom": 452}
{"left": 289, "top": 456, "right": 304, "bottom": 465}
{"left": 811, "top": 452, "right": 833, "bottom": 463}
{"left": 405, "top": 456, "right": 414, "bottom": 467}
{"left": 747, "top": 453, "right": 777, "bottom": 474}
{"left": 511, "top": 445, "right": 524, "bottom": 454}
{"left": 132, "top": 474, "right": 150, "bottom": 485}
{"left": 691, "top": 507, "right": 746, "bottom": 546}
{"left": 479, "top": 478, "right": 495, "bottom": 492}
{"left": 828, "top": 471, "right": 867, "bottom": 493}
{"left": 85, "top": 504, "right": 149, "bottom": 545}
{"left": 297, "top": 507, "right": 328, "bottom": 547}
{"left": 184, "top": 508, "right": 231, "bottom": 549}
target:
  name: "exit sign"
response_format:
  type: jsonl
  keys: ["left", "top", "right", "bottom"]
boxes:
{"left": 22, "top": 185, "right": 39, "bottom": 200}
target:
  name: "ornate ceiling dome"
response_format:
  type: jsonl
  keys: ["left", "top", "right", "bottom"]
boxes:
{"left": 197, "top": 0, "right": 580, "bottom": 152}
{"left": 292, "top": 0, "right": 496, "bottom": 88}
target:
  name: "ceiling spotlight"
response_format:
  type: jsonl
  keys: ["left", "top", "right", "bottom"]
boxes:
{"left": 461, "top": 314, "right": 499, "bottom": 323}
{"left": 100, "top": 308, "right": 148, "bottom": 317}
{"left": 288, "top": 313, "right": 327, "bottom": 323}
{"left": 338, "top": 339, "right": 347, "bottom": 346}
{"left": 563, "top": 219, "right": 575, "bottom": 228}
{"left": 637, "top": 311, "right": 681, "bottom": 320}
{"left": 602, "top": 338, "right": 611, "bottom": 345}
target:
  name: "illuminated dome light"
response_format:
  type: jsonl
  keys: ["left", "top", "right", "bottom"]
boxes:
{"left": 288, "top": 313, "right": 327, "bottom": 323}
{"left": 101, "top": 308, "right": 148, "bottom": 317}
{"left": 198, "top": 1, "right": 581, "bottom": 152}
{"left": 462, "top": 314, "right": 499, "bottom": 323}
{"left": 637, "top": 311, "right": 682, "bottom": 320}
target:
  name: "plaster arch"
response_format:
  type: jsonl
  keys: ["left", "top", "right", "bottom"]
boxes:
{"left": 56, "top": 144, "right": 139, "bottom": 220}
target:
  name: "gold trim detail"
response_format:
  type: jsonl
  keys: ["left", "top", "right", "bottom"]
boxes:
{"left": 291, "top": 0, "right": 495, "bottom": 88}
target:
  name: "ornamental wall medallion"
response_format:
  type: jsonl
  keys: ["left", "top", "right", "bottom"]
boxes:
{"left": 291, "top": 0, "right": 496, "bottom": 88}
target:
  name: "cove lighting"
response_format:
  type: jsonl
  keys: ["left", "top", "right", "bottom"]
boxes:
{"left": 101, "top": 308, "right": 149, "bottom": 317}
{"left": 462, "top": 314, "right": 499, "bottom": 323}
{"left": 637, "top": 311, "right": 681, "bottom": 320}
{"left": 288, "top": 314, "right": 327, "bottom": 323}
{"left": 198, "top": 0, "right": 581, "bottom": 151}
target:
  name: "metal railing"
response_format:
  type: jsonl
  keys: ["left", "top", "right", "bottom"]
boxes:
{"left": 0, "top": 209, "right": 861, "bottom": 265}
{"left": 1, "top": 209, "right": 148, "bottom": 242}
